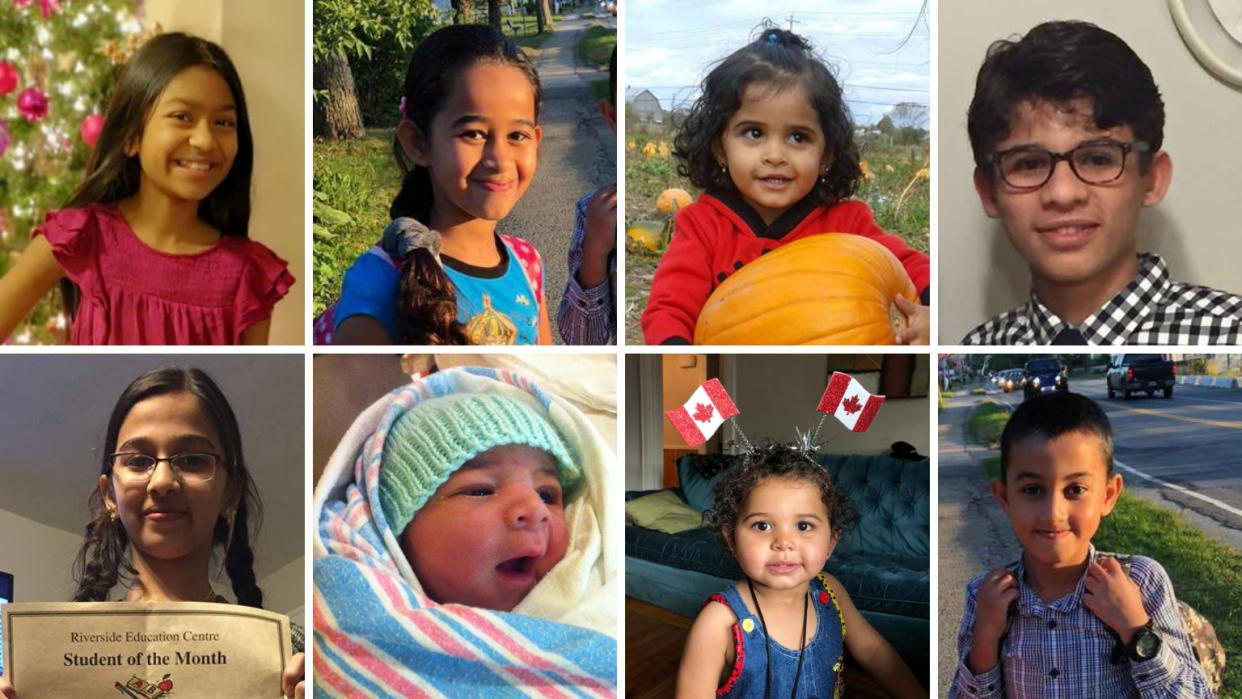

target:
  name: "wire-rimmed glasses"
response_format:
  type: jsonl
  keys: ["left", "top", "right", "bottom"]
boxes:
{"left": 108, "top": 452, "right": 221, "bottom": 484}
{"left": 991, "top": 140, "right": 1150, "bottom": 189}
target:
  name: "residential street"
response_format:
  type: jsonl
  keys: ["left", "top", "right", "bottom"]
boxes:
{"left": 936, "top": 379, "right": 1242, "bottom": 690}
{"left": 503, "top": 14, "right": 617, "bottom": 342}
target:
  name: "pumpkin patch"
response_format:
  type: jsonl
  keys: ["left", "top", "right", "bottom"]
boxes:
{"left": 693, "top": 233, "right": 918, "bottom": 345}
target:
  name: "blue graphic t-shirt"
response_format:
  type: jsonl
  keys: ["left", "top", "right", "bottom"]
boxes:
{"left": 333, "top": 236, "right": 539, "bottom": 344}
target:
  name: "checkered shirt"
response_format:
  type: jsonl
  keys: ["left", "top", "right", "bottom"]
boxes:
{"left": 950, "top": 546, "right": 1213, "bottom": 699}
{"left": 556, "top": 189, "right": 616, "bottom": 344}
{"left": 961, "top": 253, "right": 1242, "bottom": 345}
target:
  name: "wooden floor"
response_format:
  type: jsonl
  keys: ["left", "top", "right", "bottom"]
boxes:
{"left": 625, "top": 596, "right": 893, "bottom": 698}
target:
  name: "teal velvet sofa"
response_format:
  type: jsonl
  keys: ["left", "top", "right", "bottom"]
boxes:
{"left": 625, "top": 452, "right": 929, "bottom": 686}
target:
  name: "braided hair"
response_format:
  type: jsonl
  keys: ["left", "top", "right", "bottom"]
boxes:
{"left": 72, "top": 367, "right": 264, "bottom": 608}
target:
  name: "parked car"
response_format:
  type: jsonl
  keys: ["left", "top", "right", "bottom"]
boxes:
{"left": 1106, "top": 354, "right": 1175, "bottom": 400}
{"left": 1023, "top": 358, "right": 1068, "bottom": 400}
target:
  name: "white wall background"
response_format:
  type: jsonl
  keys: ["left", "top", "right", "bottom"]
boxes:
{"left": 938, "top": 2, "right": 1242, "bottom": 342}
{"left": 0, "top": 508, "right": 83, "bottom": 604}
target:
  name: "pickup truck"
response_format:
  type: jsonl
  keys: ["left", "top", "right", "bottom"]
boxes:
{"left": 1106, "top": 354, "right": 1175, "bottom": 400}
{"left": 1023, "top": 358, "right": 1068, "bottom": 400}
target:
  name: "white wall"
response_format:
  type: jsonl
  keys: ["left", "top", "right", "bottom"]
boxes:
{"left": 258, "top": 556, "right": 305, "bottom": 621}
{"left": 0, "top": 508, "right": 85, "bottom": 603}
{"left": 938, "top": 2, "right": 1242, "bottom": 342}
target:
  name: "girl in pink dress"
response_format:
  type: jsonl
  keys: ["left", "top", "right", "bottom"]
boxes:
{"left": 0, "top": 33, "right": 293, "bottom": 345}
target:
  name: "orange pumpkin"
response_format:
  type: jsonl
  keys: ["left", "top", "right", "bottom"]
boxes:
{"left": 693, "top": 233, "right": 918, "bottom": 345}
{"left": 656, "top": 188, "right": 692, "bottom": 214}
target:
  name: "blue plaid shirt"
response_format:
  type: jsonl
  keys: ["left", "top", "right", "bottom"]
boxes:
{"left": 556, "top": 189, "right": 616, "bottom": 345}
{"left": 951, "top": 546, "right": 1213, "bottom": 698}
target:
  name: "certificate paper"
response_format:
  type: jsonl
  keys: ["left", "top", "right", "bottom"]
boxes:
{"left": 2, "top": 601, "right": 290, "bottom": 698}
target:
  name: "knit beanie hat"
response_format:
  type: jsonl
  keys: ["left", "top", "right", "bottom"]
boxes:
{"left": 378, "top": 392, "right": 581, "bottom": 534}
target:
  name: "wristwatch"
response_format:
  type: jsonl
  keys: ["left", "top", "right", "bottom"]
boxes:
{"left": 1127, "top": 621, "right": 1162, "bottom": 662}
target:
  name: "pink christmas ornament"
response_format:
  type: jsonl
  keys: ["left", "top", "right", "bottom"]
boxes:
{"left": 0, "top": 119, "right": 10, "bottom": 158}
{"left": 80, "top": 113, "right": 104, "bottom": 147}
{"left": 17, "top": 86, "right": 48, "bottom": 122}
{"left": 0, "top": 61, "right": 18, "bottom": 97}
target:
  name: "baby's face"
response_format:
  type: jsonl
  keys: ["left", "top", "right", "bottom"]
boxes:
{"left": 729, "top": 476, "right": 838, "bottom": 592}
{"left": 401, "top": 444, "right": 569, "bottom": 611}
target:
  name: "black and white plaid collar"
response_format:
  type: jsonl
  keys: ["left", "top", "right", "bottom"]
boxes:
{"left": 962, "top": 253, "right": 1242, "bottom": 345}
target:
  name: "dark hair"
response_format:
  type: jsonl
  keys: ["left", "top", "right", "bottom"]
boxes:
{"left": 609, "top": 47, "right": 617, "bottom": 104}
{"left": 673, "top": 27, "right": 861, "bottom": 205}
{"left": 999, "top": 392, "right": 1114, "bottom": 481}
{"left": 72, "top": 367, "right": 264, "bottom": 608}
{"left": 388, "top": 25, "right": 541, "bottom": 344}
{"left": 967, "top": 20, "right": 1164, "bottom": 177}
{"left": 60, "top": 33, "right": 254, "bottom": 316}
{"left": 708, "top": 444, "right": 858, "bottom": 552}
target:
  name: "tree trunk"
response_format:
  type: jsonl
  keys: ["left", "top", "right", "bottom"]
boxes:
{"left": 536, "top": 0, "right": 554, "bottom": 32}
{"left": 316, "top": 53, "right": 366, "bottom": 140}
{"left": 488, "top": 0, "right": 501, "bottom": 30}
{"left": 451, "top": 0, "right": 474, "bottom": 23}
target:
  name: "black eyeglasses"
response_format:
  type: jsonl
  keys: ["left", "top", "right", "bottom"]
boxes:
{"left": 109, "top": 452, "right": 221, "bottom": 484}
{"left": 990, "top": 140, "right": 1150, "bottom": 189}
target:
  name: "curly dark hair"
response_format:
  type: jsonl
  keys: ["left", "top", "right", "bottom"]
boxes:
{"left": 967, "top": 20, "right": 1163, "bottom": 178}
{"left": 708, "top": 444, "right": 858, "bottom": 552}
{"left": 673, "top": 27, "right": 862, "bottom": 207}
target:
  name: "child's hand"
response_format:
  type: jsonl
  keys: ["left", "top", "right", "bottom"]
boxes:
{"left": 578, "top": 186, "right": 616, "bottom": 289}
{"left": 1083, "top": 558, "right": 1150, "bottom": 643}
{"left": 584, "top": 186, "right": 617, "bottom": 257}
{"left": 973, "top": 567, "right": 1018, "bottom": 643}
{"left": 893, "top": 295, "right": 929, "bottom": 345}
{"left": 968, "top": 567, "right": 1018, "bottom": 674}
{"left": 0, "top": 672, "right": 17, "bottom": 698}
{"left": 282, "top": 651, "right": 305, "bottom": 698}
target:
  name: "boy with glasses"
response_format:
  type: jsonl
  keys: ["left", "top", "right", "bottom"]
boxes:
{"left": 961, "top": 21, "right": 1242, "bottom": 345}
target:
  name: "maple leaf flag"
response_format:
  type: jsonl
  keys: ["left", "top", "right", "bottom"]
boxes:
{"left": 818, "top": 372, "right": 885, "bottom": 432}
{"left": 665, "top": 378, "right": 739, "bottom": 446}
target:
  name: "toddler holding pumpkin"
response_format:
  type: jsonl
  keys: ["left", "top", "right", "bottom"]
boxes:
{"left": 640, "top": 28, "right": 931, "bottom": 346}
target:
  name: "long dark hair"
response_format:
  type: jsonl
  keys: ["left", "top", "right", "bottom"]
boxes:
{"left": 72, "top": 367, "right": 264, "bottom": 608}
{"left": 389, "top": 24, "right": 540, "bottom": 344}
{"left": 61, "top": 33, "right": 254, "bottom": 315}
{"left": 674, "top": 27, "right": 862, "bottom": 207}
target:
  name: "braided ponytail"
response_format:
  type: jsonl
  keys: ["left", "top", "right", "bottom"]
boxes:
{"left": 71, "top": 500, "right": 133, "bottom": 601}
{"left": 221, "top": 499, "right": 263, "bottom": 608}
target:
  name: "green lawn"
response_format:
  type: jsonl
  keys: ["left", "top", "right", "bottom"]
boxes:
{"left": 312, "top": 129, "right": 401, "bottom": 316}
{"left": 578, "top": 23, "right": 615, "bottom": 68}
{"left": 966, "top": 401, "right": 1010, "bottom": 446}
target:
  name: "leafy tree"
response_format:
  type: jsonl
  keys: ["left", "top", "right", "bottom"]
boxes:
{"left": 451, "top": 0, "right": 475, "bottom": 24}
{"left": 312, "top": 0, "right": 436, "bottom": 139}
{"left": 875, "top": 114, "right": 895, "bottom": 136}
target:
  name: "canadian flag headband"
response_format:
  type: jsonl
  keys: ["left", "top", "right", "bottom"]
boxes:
{"left": 665, "top": 372, "right": 885, "bottom": 452}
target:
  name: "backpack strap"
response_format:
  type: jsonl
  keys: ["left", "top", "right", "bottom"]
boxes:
{"left": 500, "top": 234, "right": 545, "bottom": 306}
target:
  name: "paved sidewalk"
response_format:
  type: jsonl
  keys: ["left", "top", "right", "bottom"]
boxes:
{"left": 503, "top": 15, "right": 616, "bottom": 342}
{"left": 937, "top": 395, "right": 1020, "bottom": 692}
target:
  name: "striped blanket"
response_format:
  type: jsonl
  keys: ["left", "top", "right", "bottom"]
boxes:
{"left": 313, "top": 367, "right": 617, "bottom": 697}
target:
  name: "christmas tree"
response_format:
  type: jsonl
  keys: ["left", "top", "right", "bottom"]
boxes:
{"left": 0, "top": 0, "right": 146, "bottom": 344}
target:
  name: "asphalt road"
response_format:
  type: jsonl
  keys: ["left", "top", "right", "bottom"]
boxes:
{"left": 502, "top": 15, "right": 617, "bottom": 343}
{"left": 936, "top": 380, "right": 1242, "bottom": 691}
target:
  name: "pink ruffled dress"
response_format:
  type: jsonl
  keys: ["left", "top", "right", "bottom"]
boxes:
{"left": 34, "top": 204, "right": 295, "bottom": 345}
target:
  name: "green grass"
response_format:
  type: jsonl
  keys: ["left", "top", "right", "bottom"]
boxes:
{"left": 1096, "top": 494, "right": 1242, "bottom": 696}
{"left": 967, "top": 401, "right": 1010, "bottom": 445}
{"left": 312, "top": 129, "right": 401, "bottom": 316}
{"left": 578, "top": 23, "right": 616, "bottom": 68}
{"left": 589, "top": 78, "right": 609, "bottom": 102}
{"left": 981, "top": 455, "right": 1001, "bottom": 480}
